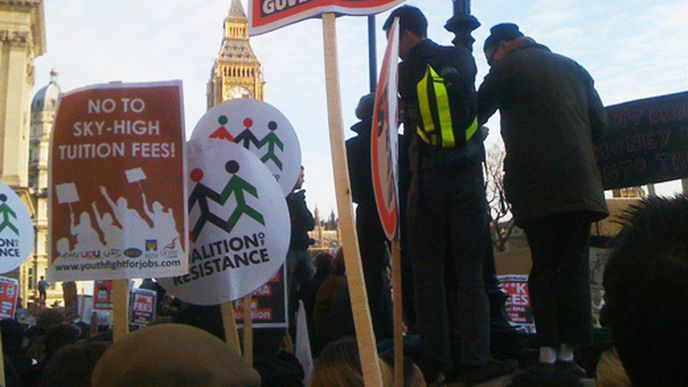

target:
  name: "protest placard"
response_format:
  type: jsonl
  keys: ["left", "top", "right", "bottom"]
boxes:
{"left": 191, "top": 99, "right": 302, "bottom": 196}
{"left": 0, "top": 183, "right": 34, "bottom": 274}
{"left": 62, "top": 282, "right": 79, "bottom": 322}
{"left": 234, "top": 266, "right": 287, "bottom": 329}
{"left": 0, "top": 277, "right": 19, "bottom": 320}
{"left": 248, "top": 0, "right": 403, "bottom": 35}
{"left": 130, "top": 288, "right": 156, "bottom": 327}
{"left": 157, "top": 139, "right": 289, "bottom": 305}
{"left": 93, "top": 280, "right": 113, "bottom": 310}
{"left": 498, "top": 275, "right": 535, "bottom": 334}
{"left": 48, "top": 81, "right": 188, "bottom": 281}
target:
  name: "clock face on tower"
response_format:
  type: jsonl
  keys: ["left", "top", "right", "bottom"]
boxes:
{"left": 227, "top": 86, "right": 252, "bottom": 100}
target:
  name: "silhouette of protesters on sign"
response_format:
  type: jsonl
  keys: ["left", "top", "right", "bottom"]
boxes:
{"left": 258, "top": 121, "right": 284, "bottom": 170}
{"left": 0, "top": 194, "right": 18, "bottom": 235}
{"left": 92, "top": 202, "right": 122, "bottom": 248}
{"left": 234, "top": 118, "right": 261, "bottom": 150}
{"left": 142, "top": 192, "right": 180, "bottom": 248}
{"left": 70, "top": 211, "right": 104, "bottom": 252}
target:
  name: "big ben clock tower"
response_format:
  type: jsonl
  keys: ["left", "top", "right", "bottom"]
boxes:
{"left": 207, "top": 0, "right": 265, "bottom": 108}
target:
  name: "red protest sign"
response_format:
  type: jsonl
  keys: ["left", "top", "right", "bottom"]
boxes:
{"left": 94, "top": 280, "right": 113, "bottom": 310}
{"left": 371, "top": 17, "right": 399, "bottom": 241}
{"left": 248, "top": 0, "right": 403, "bottom": 36}
{"left": 498, "top": 275, "right": 535, "bottom": 333}
{"left": 48, "top": 81, "right": 188, "bottom": 281}
{"left": 130, "top": 288, "right": 156, "bottom": 326}
{"left": 0, "top": 277, "right": 18, "bottom": 320}
{"left": 234, "top": 265, "right": 287, "bottom": 328}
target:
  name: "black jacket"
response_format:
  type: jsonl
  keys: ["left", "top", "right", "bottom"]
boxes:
{"left": 286, "top": 190, "right": 315, "bottom": 250}
{"left": 477, "top": 41, "right": 608, "bottom": 224}
{"left": 399, "top": 39, "right": 484, "bottom": 172}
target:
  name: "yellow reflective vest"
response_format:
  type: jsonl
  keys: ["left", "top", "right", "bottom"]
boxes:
{"left": 416, "top": 65, "right": 478, "bottom": 148}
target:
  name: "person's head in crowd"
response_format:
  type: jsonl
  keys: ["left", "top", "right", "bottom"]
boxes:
{"left": 507, "top": 367, "right": 583, "bottom": 387}
{"left": 332, "top": 248, "right": 346, "bottom": 276}
{"left": 36, "top": 309, "right": 64, "bottom": 334}
{"left": 40, "top": 341, "right": 109, "bottom": 387}
{"left": 355, "top": 93, "right": 375, "bottom": 122}
{"left": 75, "top": 321, "right": 91, "bottom": 340}
{"left": 92, "top": 323, "right": 260, "bottom": 387}
{"left": 311, "top": 337, "right": 363, "bottom": 387}
{"left": 44, "top": 323, "right": 81, "bottom": 361}
{"left": 294, "top": 166, "right": 305, "bottom": 191}
{"left": 0, "top": 319, "right": 26, "bottom": 352}
{"left": 483, "top": 23, "right": 527, "bottom": 66}
{"left": 383, "top": 5, "right": 427, "bottom": 60}
{"left": 314, "top": 253, "right": 333, "bottom": 277}
{"left": 603, "top": 195, "right": 688, "bottom": 386}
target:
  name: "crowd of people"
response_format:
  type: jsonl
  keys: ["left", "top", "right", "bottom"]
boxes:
{"left": 2, "top": 3, "right": 686, "bottom": 387}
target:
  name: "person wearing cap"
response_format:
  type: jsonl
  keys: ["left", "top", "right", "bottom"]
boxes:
{"left": 345, "top": 93, "right": 393, "bottom": 341}
{"left": 478, "top": 23, "right": 608, "bottom": 375}
{"left": 383, "top": 6, "right": 512, "bottom": 384}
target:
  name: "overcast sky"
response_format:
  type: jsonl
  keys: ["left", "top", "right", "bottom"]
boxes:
{"left": 34, "top": 0, "right": 688, "bottom": 214}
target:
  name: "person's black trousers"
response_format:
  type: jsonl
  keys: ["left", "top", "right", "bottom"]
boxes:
{"left": 408, "top": 165, "right": 490, "bottom": 369}
{"left": 522, "top": 211, "right": 593, "bottom": 347}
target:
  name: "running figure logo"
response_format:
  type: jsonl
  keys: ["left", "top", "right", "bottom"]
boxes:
{"left": 258, "top": 121, "right": 284, "bottom": 170}
{"left": 188, "top": 160, "right": 265, "bottom": 241}
{"left": 0, "top": 194, "right": 18, "bottom": 236}
{"left": 234, "top": 118, "right": 260, "bottom": 150}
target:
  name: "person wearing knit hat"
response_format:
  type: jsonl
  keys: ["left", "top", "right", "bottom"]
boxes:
{"left": 91, "top": 324, "right": 261, "bottom": 387}
{"left": 478, "top": 22, "right": 608, "bottom": 377}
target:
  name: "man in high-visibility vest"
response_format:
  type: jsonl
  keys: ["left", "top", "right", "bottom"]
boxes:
{"left": 478, "top": 23, "right": 608, "bottom": 376}
{"left": 384, "top": 6, "right": 512, "bottom": 384}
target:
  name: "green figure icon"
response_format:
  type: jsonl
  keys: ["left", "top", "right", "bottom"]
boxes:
{"left": 221, "top": 161, "right": 265, "bottom": 233}
{"left": 0, "top": 194, "right": 18, "bottom": 236}
{"left": 258, "top": 121, "right": 284, "bottom": 170}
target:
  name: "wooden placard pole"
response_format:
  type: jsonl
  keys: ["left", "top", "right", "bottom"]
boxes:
{"left": 112, "top": 279, "right": 129, "bottom": 341}
{"left": 221, "top": 302, "right": 242, "bottom": 354}
{"left": 0, "top": 330, "right": 5, "bottom": 387}
{"left": 242, "top": 295, "right": 253, "bottom": 365}
{"left": 391, "top": 239, "right": 404, "bottom": 387}
{"left": 322, "top": 12, "right": 383, "bottom": 387}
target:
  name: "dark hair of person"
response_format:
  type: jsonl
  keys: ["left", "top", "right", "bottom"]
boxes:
{"left": 314, "top": 253, "right": 333, "bottom": 276}
{"left": 603, "top": 195, "right": 688, "bottom": 386}
{"left": 382, "top": 5, "right": 427, "bottom": 38}
{"left": 310, "top": 337, "right": 363, "bottom": 387}
{"left": 39, "top": 341, "right": 109, "bottom": 387}
{"left": 332, "top": 248, "right": 346, "bottom": 276}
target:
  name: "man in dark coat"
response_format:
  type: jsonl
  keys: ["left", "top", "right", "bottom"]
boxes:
{"left": 478, "top": 23, "right": 608, "bottom": 375}
{"left": 384, "top": 6, "right": 512, "bottom": 383}
{"left": 346, "top": 93, "right": 393, "bottom": 341}
{"left": 286, "top": 167, "right": 315, "bottom": 332}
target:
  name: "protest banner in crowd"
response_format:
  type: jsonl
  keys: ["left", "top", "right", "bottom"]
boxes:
{"left": 498, "top": 275, "right": 536, "bottom": 333}
{"left": 130, "top": 288, "right": 156, "bottom": 327}
{"left": 94, "top": 280, "right": 113, "bottom": 310}
{"left": 234, "top": 266, "right": 287, "bottom": 329}
{"left": 49, "top": 81, "right": 188, "bottom": 282}
{"left": 62, "top": 282, "right": 79, "bottom": 322}
{"left": 192, "top": 99, "right": 302, "bottom": 196}
{"left": 0, "top": 183, "right": 34, "bottom": 275}
{"left": 157, "top": 139, "right": 289, "bottom": 306}
{"left": 248, "top": 0, "right": 403, "bottom": 35}
{"left": 0, "top": 277, "right": 19, "bottom": 320}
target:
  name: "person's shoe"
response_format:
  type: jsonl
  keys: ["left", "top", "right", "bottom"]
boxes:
{"left": 461, "top": 359, "right": 515, "bottom": 385}
{"left": 556, "top": 359, "right": 587, "bottom": 377}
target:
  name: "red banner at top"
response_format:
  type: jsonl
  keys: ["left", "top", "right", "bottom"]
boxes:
{"left": 248, "top": 0, "right": 404, "bottom": 36}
